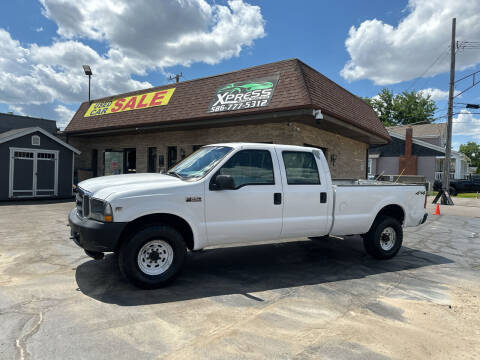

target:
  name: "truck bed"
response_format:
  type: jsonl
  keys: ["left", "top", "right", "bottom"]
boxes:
{"left": 329, "top": 180, "right": 426, "bottom": 236}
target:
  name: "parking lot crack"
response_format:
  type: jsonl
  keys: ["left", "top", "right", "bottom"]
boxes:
{"left": 15, "top": 311, "right": 43, "bottom": 360}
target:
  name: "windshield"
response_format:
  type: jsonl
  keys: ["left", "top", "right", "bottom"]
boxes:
{"left": 168, "top": 146, "right": 232, "bottom": 180}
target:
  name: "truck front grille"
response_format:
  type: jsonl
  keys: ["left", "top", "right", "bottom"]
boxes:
{"left": 76, "top": 188, "right": 91, "bottom": 218}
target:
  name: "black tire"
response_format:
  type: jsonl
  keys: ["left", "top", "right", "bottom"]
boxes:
{"left": 118, "top": 224, "right": 186, "bottom": 289}
{"left": 448, "top": 186, "right": 457, "bottom": 196}
{"left": 363, "top": 216, "right": 403, "bottom": 260}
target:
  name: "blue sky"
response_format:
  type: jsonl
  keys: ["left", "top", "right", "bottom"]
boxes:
{"left": 1, "top": 0, "right": 479, "bottom": 149}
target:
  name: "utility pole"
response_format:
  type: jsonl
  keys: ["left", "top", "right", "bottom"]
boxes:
{"left": 442, "top": 18, "right": 456, "bottom": 205}
{"left": 168, "top": 72, "right": 183, "bottom": 83}
{"left": 433, "top": 18, "right": 456, "bottom": 206}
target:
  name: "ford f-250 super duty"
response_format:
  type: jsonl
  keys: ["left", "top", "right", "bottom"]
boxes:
{"left": 69, "top": 143, "right": 428, "bottom": 288}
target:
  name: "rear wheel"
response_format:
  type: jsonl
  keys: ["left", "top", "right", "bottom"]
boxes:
{"left": 119, "top": 224, "right": 186, "bottom": 289}
{"left": 363, "top": 216, "right": 403, "bottom": 259}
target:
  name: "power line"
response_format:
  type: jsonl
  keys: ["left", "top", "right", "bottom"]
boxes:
{"left": 405, "top": 47, "right": 450, "bottom": 92}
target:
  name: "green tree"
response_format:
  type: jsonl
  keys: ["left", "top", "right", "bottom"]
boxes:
{"left": 363, "top": 88, "right": 396, "bottom": 126}
{"left": 364, "top": 88, "right": 437, "bottom": 126}
{"left": 459, "top": 141, "right": 480, "bottom": 173}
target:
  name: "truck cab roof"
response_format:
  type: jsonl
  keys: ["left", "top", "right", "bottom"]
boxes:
{"left": 207, "top": 143, "right": 319, "bottom": 152}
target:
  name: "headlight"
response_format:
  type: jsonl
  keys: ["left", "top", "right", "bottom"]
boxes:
{"left": 89, "top": 198, "right": 113, "bottom": 222}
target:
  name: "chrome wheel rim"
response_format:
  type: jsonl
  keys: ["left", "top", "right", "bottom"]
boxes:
{"left": 137, "top": 240, "right": 174, "bottom": 275}
{"left": 380, "top": 227, "right": 396, "bottom": 251}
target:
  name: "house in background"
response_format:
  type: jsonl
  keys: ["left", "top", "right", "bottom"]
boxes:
{"left": 369, "top": 123, "right": 470, "bottom": 187}
{"left": 0, "top": 113, "right": 80, "bottom": 200}
{"left": 386, "top": 123, "right": 447, "bottom": 147}
{"left": 0, "top": 112, "right": 58, "bottom": 134}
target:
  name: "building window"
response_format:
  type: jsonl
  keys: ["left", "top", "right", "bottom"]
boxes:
{"left": 282, "top": 151, "right": 320, "bottom": 185}
{"left": 167, "top": 146, "right": 177, "bottom": 169}
{"left": 148, "top": 147, "right": 157, "bottom": 173}
{"left": 368, "top": 158, "right": 373, "bottom": 176}
{"left": 31, "top": 135, "right": 40, "bottom": 146}
{"left": 124, "top": 148, "right": 136, "bottom": 173}
{"left": 91, "top": 149, "right": 98, "bottom": 177}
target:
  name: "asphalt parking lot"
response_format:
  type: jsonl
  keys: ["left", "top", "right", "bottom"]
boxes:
{"left": 1, "top": 200, "right": 479, "bottom": 359}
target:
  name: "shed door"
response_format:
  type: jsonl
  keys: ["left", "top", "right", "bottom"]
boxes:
{"left": 9, "top": 148, "right": 58, "bottom": 198}
{"left": 10, "top": 150, "right": 35, "bottom": 198}
{"left": 36, "top": 152, "right": 57, "bottom": 196}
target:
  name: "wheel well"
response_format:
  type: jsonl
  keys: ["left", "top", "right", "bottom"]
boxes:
{"left": 373, "top": 204, "right": 405, "bottom": 226}
{"left": 117, "top": 213, "right": 194, "bottom": 251}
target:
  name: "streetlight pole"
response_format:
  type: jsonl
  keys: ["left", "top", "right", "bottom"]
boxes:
{"left": 88, "top": 74, "right": 91, "bottom": 103}
{"left": 82, "top": 65, "right": 93, "bottom": 103}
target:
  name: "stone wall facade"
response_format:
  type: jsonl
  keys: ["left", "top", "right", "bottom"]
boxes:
{"left": 68, "top": 121, "right": 368, "bottom": 181}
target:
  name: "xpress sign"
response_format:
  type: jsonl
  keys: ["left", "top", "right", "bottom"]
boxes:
{"left": 208, "top": 75, "right": 279, "bottom": 113}
{"left": 84, "top": 88, "right": 175, "bottom": 117}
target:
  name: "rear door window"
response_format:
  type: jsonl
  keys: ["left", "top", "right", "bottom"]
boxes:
{"left": 282, "top": 151, "right": 320, "bottom": 185}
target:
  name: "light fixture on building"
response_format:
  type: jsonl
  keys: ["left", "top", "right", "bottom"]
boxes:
{"left": 83, "top": 65, "right": 93, "bottom": 103}
{"left": 330, "top": 154, "right": 337, "bottom": 167}
{"left": 314, "top": 109, "right": 323, "bottom": 123}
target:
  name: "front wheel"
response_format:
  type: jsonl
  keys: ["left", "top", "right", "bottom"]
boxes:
{"left": 118, "top": 224, "right": 186, "bottom": 289}
{"left": 363, "top": 216, "right": 403, "bottom": 259}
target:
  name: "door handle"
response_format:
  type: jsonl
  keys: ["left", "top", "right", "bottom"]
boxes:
{"left": 274, "top": 193, "right": 282, "bottom": 205}
{"left": 320, "top": 192, "right": 327, "bottom": 203}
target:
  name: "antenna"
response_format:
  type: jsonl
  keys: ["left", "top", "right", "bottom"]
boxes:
{"left": 168, "top": 72, "right": 183, "bottom": 83}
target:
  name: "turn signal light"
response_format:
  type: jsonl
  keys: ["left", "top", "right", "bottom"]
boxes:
{"left": 104, "top": 215, "right": 113, "bottom": 222}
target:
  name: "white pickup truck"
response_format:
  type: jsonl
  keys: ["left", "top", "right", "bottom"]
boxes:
{"left": 69, "top": 143, "right": 427, "bottom": 288}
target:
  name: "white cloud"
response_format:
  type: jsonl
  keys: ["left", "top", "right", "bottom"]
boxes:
{"left": 36, "top": 27, "right": 44, "bottom": 32}
{"left": 0, "top": 0, "right": 265, "bottom": 126}
{"left": 54, "top": 104, "right": 75, "bottom": 128}
{"left": 453, "top": 110, "right": 480, "bottom": 139}
{"left": 40, "top": 0, "right": 265, "bottom": 67}
{"left": 341, "top": 0, "right": 480, "bottom": 85}
{"left": 418, "top": 88, "right": 461, "bottom": 101}
{"left": 419, "top": 88, "right": 449, "bottom": 101}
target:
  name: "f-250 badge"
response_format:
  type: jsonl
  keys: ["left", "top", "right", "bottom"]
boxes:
{"left": 186, "top": 196, "right": 202, "bottom": 202}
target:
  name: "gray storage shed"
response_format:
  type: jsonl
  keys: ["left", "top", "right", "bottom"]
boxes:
{"left": 0, "top": 127, "right": 80, "bottom": 200}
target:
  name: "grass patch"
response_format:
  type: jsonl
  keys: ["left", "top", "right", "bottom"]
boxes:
{"left": 427, "top": 191, "right": 479, "bottom": 198}
{"left": 455, "top": 193, "right": 480, "bottom": 199}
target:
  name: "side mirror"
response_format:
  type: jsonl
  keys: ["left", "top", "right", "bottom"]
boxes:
{"left": 211, "top": 174, "right": 235, "bottom": 190}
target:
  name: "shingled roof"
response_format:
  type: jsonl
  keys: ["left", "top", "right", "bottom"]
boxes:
{"left": 65, "top": 59, "right": 390, "bottom": 141}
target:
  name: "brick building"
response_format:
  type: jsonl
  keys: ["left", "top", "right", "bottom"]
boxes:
{"left": 64, "top": 59, "right": 390, "bottom": 181}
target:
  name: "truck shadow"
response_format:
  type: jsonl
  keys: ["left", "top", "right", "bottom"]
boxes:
{"left": 75, "top": 236, "right": 452, "bottom": 306}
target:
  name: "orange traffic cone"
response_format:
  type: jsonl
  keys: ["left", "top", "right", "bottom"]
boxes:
{"left": 433, "top": 204, "right": 441, "bottom": 215}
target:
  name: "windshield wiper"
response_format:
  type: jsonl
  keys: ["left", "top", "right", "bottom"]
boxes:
{"left": 166, "top": 171, "right": 184, "bottom": 179}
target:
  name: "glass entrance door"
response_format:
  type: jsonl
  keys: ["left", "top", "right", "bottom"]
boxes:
{"left": 104, "top": 151, "right": 124, "bottom": 175}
